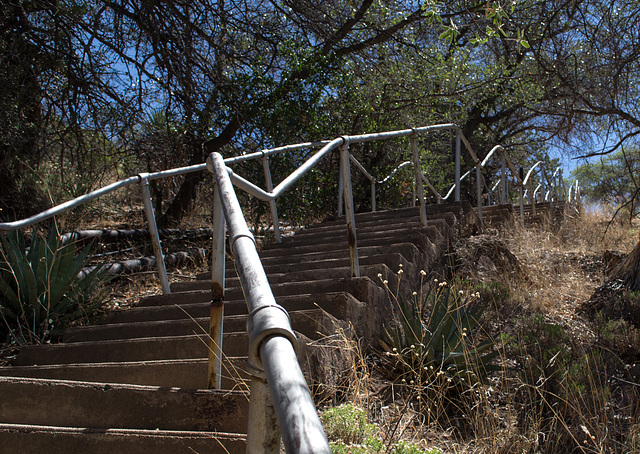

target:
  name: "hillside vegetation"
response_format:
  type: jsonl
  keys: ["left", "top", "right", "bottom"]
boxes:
{"left": 316, "top": 206, "right": 640, "bottom": 454}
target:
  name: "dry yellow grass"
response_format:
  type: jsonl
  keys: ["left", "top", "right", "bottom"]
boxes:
{"left": 498, "top": 207, "right": 638, "bottom": 333}
{"left": 326, "top": 204, "right": 640, "bottom": 454}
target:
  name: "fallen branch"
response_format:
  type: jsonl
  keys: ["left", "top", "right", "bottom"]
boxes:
{"left": 79, "top": 248, "right": 207, "bottom": 278}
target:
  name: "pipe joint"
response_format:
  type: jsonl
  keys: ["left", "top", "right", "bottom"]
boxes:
{"left": 247, "top": 304, "right": 297, "bottom": 372}
{"left": 229, "top": 232, "right": 256, "bottom": 251}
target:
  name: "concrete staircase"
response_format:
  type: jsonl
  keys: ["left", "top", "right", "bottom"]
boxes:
{"left": 0, "top": 202, "right": 479, "bottom": 453}
{"left": 480, "top": 201, "right": 567, "bottom": 228}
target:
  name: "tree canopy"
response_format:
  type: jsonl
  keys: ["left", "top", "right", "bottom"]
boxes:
{"left": 3, "top": 0, "right": 640, "bottom": 224}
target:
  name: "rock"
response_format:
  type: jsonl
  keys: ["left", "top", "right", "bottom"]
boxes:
{"left": 450, "top": 234, "right": 522, "bottom": 282}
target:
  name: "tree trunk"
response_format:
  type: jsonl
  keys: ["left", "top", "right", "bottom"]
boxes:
{"left": 612, "top": 238, "right": 640, "bottom": 291}
{"left": 160, "top": 117, "right": 241, "bottom": 227}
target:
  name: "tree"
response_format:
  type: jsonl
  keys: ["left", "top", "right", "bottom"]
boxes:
{"left": 528, "top": 0, "right": 640, "bottom": 157}
{"left": 2, "top": 0, "right": 541, "bottom": 225}
{"left": 573, "top": 149, "right": 640, "bottom": 223}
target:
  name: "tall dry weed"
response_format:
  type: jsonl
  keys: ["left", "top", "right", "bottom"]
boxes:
{"left": 325, "top": 204, "right": 640, "bottom": 454}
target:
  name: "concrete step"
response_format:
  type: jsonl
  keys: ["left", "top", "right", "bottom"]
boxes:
{"left": 280, "top": 216, "right": 449, "bottom": 245}
{"left": 0, "top": 424, "right": 246, "bottom": 454}
{"left": 14, "top": 332, "right": 248, "bottom": 366}
{"left": 175, "top": 261, "right": 407, "bottom": 294}
{"left": 0, "top": 358, "right": 249, "bottom": 390}
{"left": 301, "top": 204, "right": 465, "bottom": 231}
{"left": 64, "top": 308, "right": 341, "bottom": 343}
{"left": 205, "top": 247, "right": 416, "bottom": 281}
{"left": 141, "top": 277, "right": 383, "bottom": 311}
{"left": 263, "top": 242, "right": 426, "bottom": 270}
{"left": 254, "top": 228, "right": 438, "bottom": 259}
{"left": 253, "top": 242, "right": 429, "bottom": 270}
{"left": 105, "top": 291, "right": 368, "bottom": 326}
{"left": 0, "top": 376, "right": 248, "bottom": 433}
{"left": 16, "top": 309, "right": 356, "bottom": 367}
{"left": 194, "top": 250, "right": 412, "bottom": 282}
{"left": 3, "top": 330, "right": 339, "bottom": 390}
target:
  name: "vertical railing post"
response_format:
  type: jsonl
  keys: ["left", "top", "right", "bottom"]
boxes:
{"left": 371, "top": 182, "right": 376, "bottom": 212}
{"left": 139, "top": 173, "right": 170, "bottom": 295}
{"left": 476, "top": 163, "right": 483, "bottom": 223}
{"left": 550, "top": 169, "right": 556, "bottom": 208}
{"left": 518, "top": 167, "right": 524, "bottom": 224}
{"left": 340, "top": 139, "right": 360, "bottom": 278}
{"left": 506, "top": 173, "right": 510, "bottom": 204}
{"left": 208, "top": 183, "right": 226, "bottom": 389}
{"left": 455, "top": 128, "right": 461, "bottom": 202}
{"left": 246, "top": 370, "right": 281, "bottom": 453}
{"left": 530, "top": 173, "right": 536, "bottom": 216}
{"left": 412, "top": 181, "right": 416, "bottom": 207}
{"left": 541, "top": 165, "right": 547, "bottom": 204}
{"left": 411, "top": 133, "right": 427, "bottom": 227}
{"left": 337, "top": 160, "right": 344, "bottom": 217}
{"left": 501, "top": 153, "right": 507, "bottom": 204}
{"left": 262, "top": 155, "right": 282, "bottom": 243}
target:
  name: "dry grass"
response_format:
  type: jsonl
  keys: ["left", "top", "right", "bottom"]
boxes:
{"left": 322, "top": 204, "right": 640, "bottom": 454}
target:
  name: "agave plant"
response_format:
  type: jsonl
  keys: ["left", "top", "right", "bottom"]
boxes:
{"left": 0, "top": 229, "right": 111, "bottom": 344}
{"left": 378, "top": 283, "right": 498, "bottom": 390}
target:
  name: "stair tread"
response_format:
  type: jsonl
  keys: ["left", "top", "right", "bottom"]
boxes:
{"left": 0, "top": 423, "right": 246, "bottom": 454}
{"left": 0, "top": 375, "right": 249, "bottom": 432}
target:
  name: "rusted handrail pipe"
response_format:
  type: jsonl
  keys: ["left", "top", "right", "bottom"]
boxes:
{"left": 207, "top": 152, "right": 330, "bottom": 453}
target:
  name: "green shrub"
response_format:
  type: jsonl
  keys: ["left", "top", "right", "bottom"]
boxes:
{"left": 321, "top": 403, "right": 441, "bottom": 454}
{"left": 321, "top": 403, "right": 378, "bottom": 445}
{"left": 378, "top": 283, "right": 498, "bottom": 391}
{"left": 0, "top": 229, "right": 111, "bottom": 344}
{"left": 506, "top": 313, "right": 572, "bottom": 388}
{"left": 393, "top": 442, "right": 441, "bottom": 454}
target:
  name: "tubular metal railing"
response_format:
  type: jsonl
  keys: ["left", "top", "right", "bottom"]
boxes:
{"left": 207, "top": 153, "right": 329, "bottom": 452}
{"left": 0, "top": 122, "right": 578, "bottom": 452}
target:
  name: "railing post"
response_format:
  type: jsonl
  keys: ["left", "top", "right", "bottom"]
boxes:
{"left": 550, "top": 169, "right": 556, "bottom": 208}
{"left": 139, "top": 173, "right": 171, "bottom": 295}
{"left": 340, "top": 139, "right": 360, "bottom": 277}
{"left": 371, "top": 182, "right": 376, "bottom": 212}
{"left": 262, "top": 155, "right": 282, "bottom": 243}
{"left": 476, "top": 163, "right": 483, "bottom": 223}
{"left": 246, "top": 369, "right": 281, "bottom": 453}
{"left": 530, "top": 173, "right": 536, "bottom": 216}
{"left": 208, "top": 183, "right": 226, "bottom": 389}
{"left": 518, "top": 166, "right": 524, "bottom": 224}
{"left": 411, "top": 133, "right": 427, "bottom": 227}
{"left": 501, "top": 153, "right": 507, "bottom": 204}
{"left": 412, "top": 180, "right": 416, "bottom": 207}
{"left": 337, "top": 160, "right": 344, "bottom": 217}
{"left": 455, "top": 128, "right": 461, "bottom": 202}
{"left": 541, "top": 164, "right": 547, "bottom": 204}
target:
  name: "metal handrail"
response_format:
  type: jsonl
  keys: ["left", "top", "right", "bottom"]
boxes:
{"left": 0, "top": 122, "right": 555, "bottom": 282}
{"left": 207, "top": 152, "right": 330, "bottom": 453}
